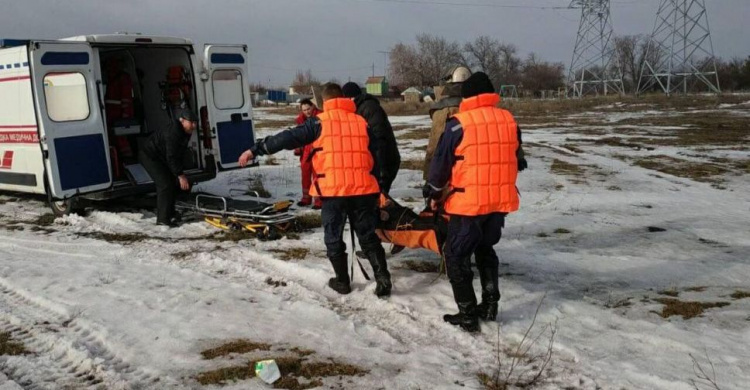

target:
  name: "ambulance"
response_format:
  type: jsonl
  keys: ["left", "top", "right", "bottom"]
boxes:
{"left": 0, "top": 34, "right": 255, "bottom": 215}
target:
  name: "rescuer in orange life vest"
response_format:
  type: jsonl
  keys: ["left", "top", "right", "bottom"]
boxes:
{"left": 425, "top": 72, "right": 527, "bottom": 332}
{"left": 239, "top": 83, "right": 392, "bottom": 297}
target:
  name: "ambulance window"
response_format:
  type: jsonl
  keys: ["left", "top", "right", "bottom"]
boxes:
{"left": 43, "top": 73, "right": 90, "bottom": 122}
{"left": 212, "top": 69, "right": 244, "bottom": 110}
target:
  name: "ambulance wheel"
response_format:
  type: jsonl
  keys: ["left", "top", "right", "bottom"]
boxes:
{"left": 49, "top": 197, "right": 79, "bottom": 217}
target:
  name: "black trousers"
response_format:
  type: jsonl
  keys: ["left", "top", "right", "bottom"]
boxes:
{"left": 138, "top": 150, "right": 178, "bottom": 224}
{"left": 443, "top": 213, "right": 505, "bottom": 286}
{"left": 322, "top": 194, "right": 384, "bottom": 263}
{"left": 380, "top": 158, "right": 400, "bottom": 195}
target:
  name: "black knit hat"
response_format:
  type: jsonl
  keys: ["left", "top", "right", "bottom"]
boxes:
{"left": 179, "top": 109, "right": 198, "bottom": 123}
{"left": 461, "top": 72, "right": 495, "bottom": 98}
{"left": 342, "top": 82, "right": 362, "bottom": 98}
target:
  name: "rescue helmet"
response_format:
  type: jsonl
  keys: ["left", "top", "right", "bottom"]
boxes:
{"left": 443, "top": 66, "right": 472, "bottom": 83}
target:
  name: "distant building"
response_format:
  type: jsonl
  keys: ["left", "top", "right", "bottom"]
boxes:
{"left": 366, "top": 76, "right": 388, "bottom": 97}
{"left": 401, "top": 87, "right": 422, "bottom": 103}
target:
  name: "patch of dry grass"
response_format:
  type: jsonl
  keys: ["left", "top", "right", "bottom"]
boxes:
{"left": 730, "top": 290, "right": 750, "bottom": 300}
{"left": 657, "top": 288, "right": 680, "bottom": 297}
{"left": 653, "top": 298, "right": 730, "bottom": 319}
{"left": 195, "top": 346, "right": 368, "bottom": 388}
{"left": 34, "top": 213, "right": 56, "bottom": 226}
{"left": 0, "top": 332, "right": 29, "bottom": 356}
{"left": 202, "top": 340, "right": 272, "bottom": 360}
{"left": 397, "top": 260, "right": 439, "bottom": 273}
{"left": 633, "top": 155, "right": 729, "bottom": 185}
{"left": 265, "top": 277, "right": 288, "bottom": 288}
{"left": 269, "top": 247, "right": 309, "bottom": 261}
{"left": 399, "top": 159, "right": 424, "bottom": 171}
{"left": 381, "top": 101, "right": 430, "bottom": 116}
{"left": 196, "top": 363, "right": 255, "bottom": 385}
{"left": 296, "top": 213, "right": 322, "bottom": 230}
{"left": 397, "top": 128, "right": 430, "bottom": 140}
{"left": 550, "top": 159, "right": 589, "bottom": 184}
{"left": 248, "top": 175, "right": 272, "bottom": 198}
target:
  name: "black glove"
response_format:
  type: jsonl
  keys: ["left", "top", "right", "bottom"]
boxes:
{"left": 422, "top": 183, "right": 433, "bottom": 200}
{"left": 518, "top": 157, "right": 528, "bottom": 172}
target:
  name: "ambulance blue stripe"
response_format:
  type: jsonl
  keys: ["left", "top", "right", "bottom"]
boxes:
{"left": 54, "top": 134, "right": 110, "bottom": 191}
{"left": 0, "top": 65, "right": 4, "bottom": 70}
{"left": 41, "top": 52, "right": 89, "bottom": 66}
{"left": 211, "top": 53, "right": 244, "bottom": 64}
{"left": 217, "top": 119, "right": 254, "bottom": 166}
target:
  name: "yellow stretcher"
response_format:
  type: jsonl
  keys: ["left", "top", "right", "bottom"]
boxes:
{"left": 176, "top": 193, "right": 298, "bottom": 240}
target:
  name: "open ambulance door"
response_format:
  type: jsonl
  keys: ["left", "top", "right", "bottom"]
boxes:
{"left": 29, "top": 41, "right": 112, "bottom": 199}
{"left": 203, "top": 44, "right": 254, "bottom": 170}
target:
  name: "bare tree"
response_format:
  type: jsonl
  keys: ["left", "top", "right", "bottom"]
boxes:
{"left": 614, "top": 34, "right": 661, "bottom": 94}
{"left": 416, "top": 34, "right": 464, "bottom": 86}
{"left": 389, "top": 42, "right": 421, "bottom": 87}
{"left": 389, "top": 34, "right": 464, "bottom": 87}
{"left": 498, "top": 43, "right": 522, "bottom": 86}
{"left": 521, "top": 53, "right": 565, "bottom": 96}
{"left": 291, "top": 69, "right": 321, "bottom": 90}
{"left": 464, "top": 35, "right": 502, "bottom": 84}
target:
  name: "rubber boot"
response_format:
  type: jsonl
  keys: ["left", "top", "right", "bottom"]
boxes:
{"left": 443, "top": 282, "right": 480, "bottom": 332}
{"left": 477, "top": 265, "right": 500, "bottom": 321}
{"left": 327, "top": 254, "right": 351, "bottom": 294}
{"left": 365, "top": 248, "right": 392, "bottom": 297}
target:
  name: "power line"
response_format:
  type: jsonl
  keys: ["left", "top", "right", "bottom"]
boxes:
{"left": 251, "top": 64, "right": 374, "bottom": 73}
{"left": 318, "top": 0, "right": 572, "bottom": 9}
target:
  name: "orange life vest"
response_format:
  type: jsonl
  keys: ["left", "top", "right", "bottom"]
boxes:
{"left": 310, "top": 98, "right": 380, "bottom": 198}
{"left": 444, "top": 93, "right": 520, "bottom": 216}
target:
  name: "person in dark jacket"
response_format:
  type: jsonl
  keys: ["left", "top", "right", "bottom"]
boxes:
{"left": 423, "top": 66, "right": 471, "bottom": 180}
{"left": 341, "top": 82, "right": 400, "bottom": 195}
{"left": 139, "top": 109, "right": 197, "bottom": 226}
{"left": 239, "top": 83, "right": 392, "bottom": 297}
{"left": 425, "top": 72, "right": 527, "bottom": 332}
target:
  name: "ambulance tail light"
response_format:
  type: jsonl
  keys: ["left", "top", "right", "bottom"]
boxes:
{"left": 200, "top": 106, "right": 212, "bottom": 149}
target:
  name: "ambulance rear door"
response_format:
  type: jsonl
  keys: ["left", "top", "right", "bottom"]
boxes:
{"left": 203, "top": 44, "right": 254, "bottom": 169}
{"left": 29, "top": 41, "right": 112, "bottom": 198}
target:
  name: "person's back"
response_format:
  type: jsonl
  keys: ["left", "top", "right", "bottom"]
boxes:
{"left": 425, "top": 72, "right": 522, "bottom": 332}
{"left": 310, "top": 98, "right": 379, "bottom": 198}
{"left": 342, "top": 83, "right": 400, "bottom": 194}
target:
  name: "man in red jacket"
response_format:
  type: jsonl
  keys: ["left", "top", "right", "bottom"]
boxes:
{"left": 294, "top": 99, "right": 322, "bottom": 209}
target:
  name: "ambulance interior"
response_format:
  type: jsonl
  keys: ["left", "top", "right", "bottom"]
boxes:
{"left": 98, "top": 46, "right": 202, "bottom": 185}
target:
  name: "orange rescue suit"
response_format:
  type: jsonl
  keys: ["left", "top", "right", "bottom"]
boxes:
{"left": 444, "top": 93, "right": 520, "bottom": 216}
{"left": 310, "top": 98, "right": 380, "bottom": 198}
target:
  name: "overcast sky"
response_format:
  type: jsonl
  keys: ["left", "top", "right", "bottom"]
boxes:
{"left": 2, "top": 0, "right": 748, "bottom": 87}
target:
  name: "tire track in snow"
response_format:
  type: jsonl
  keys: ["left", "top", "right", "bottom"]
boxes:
{"left": 0, "top": 280, "right": 170, "bottom": 390}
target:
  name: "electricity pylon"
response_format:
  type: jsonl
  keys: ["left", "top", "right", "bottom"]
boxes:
{"left": 637, "top": 0, "right": 720, "bottom": 95}
{"left": 568, "top": 0, "right": 624, "bottom": 97}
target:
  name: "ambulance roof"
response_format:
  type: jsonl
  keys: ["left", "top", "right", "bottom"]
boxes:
{"left": 61, "top": 34, "right": 193, "bottom": 45}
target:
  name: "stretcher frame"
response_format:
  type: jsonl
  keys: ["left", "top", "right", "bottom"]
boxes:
{"left": 177, "top": 192, "right": 298, "bottom": 239}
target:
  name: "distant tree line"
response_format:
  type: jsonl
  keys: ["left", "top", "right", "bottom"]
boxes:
{"left": 247, "top": 33, "right": 749, "bottom": 96}
{"left": 388, "top": 34, "right": 567, "bottom": 95}
{"left": 388, "top": 33, "right": 750, "bottom": 96}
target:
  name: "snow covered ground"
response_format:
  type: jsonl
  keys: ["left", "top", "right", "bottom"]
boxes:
{"left": 0, "top": 102, "right": 749, "bottom": 389}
